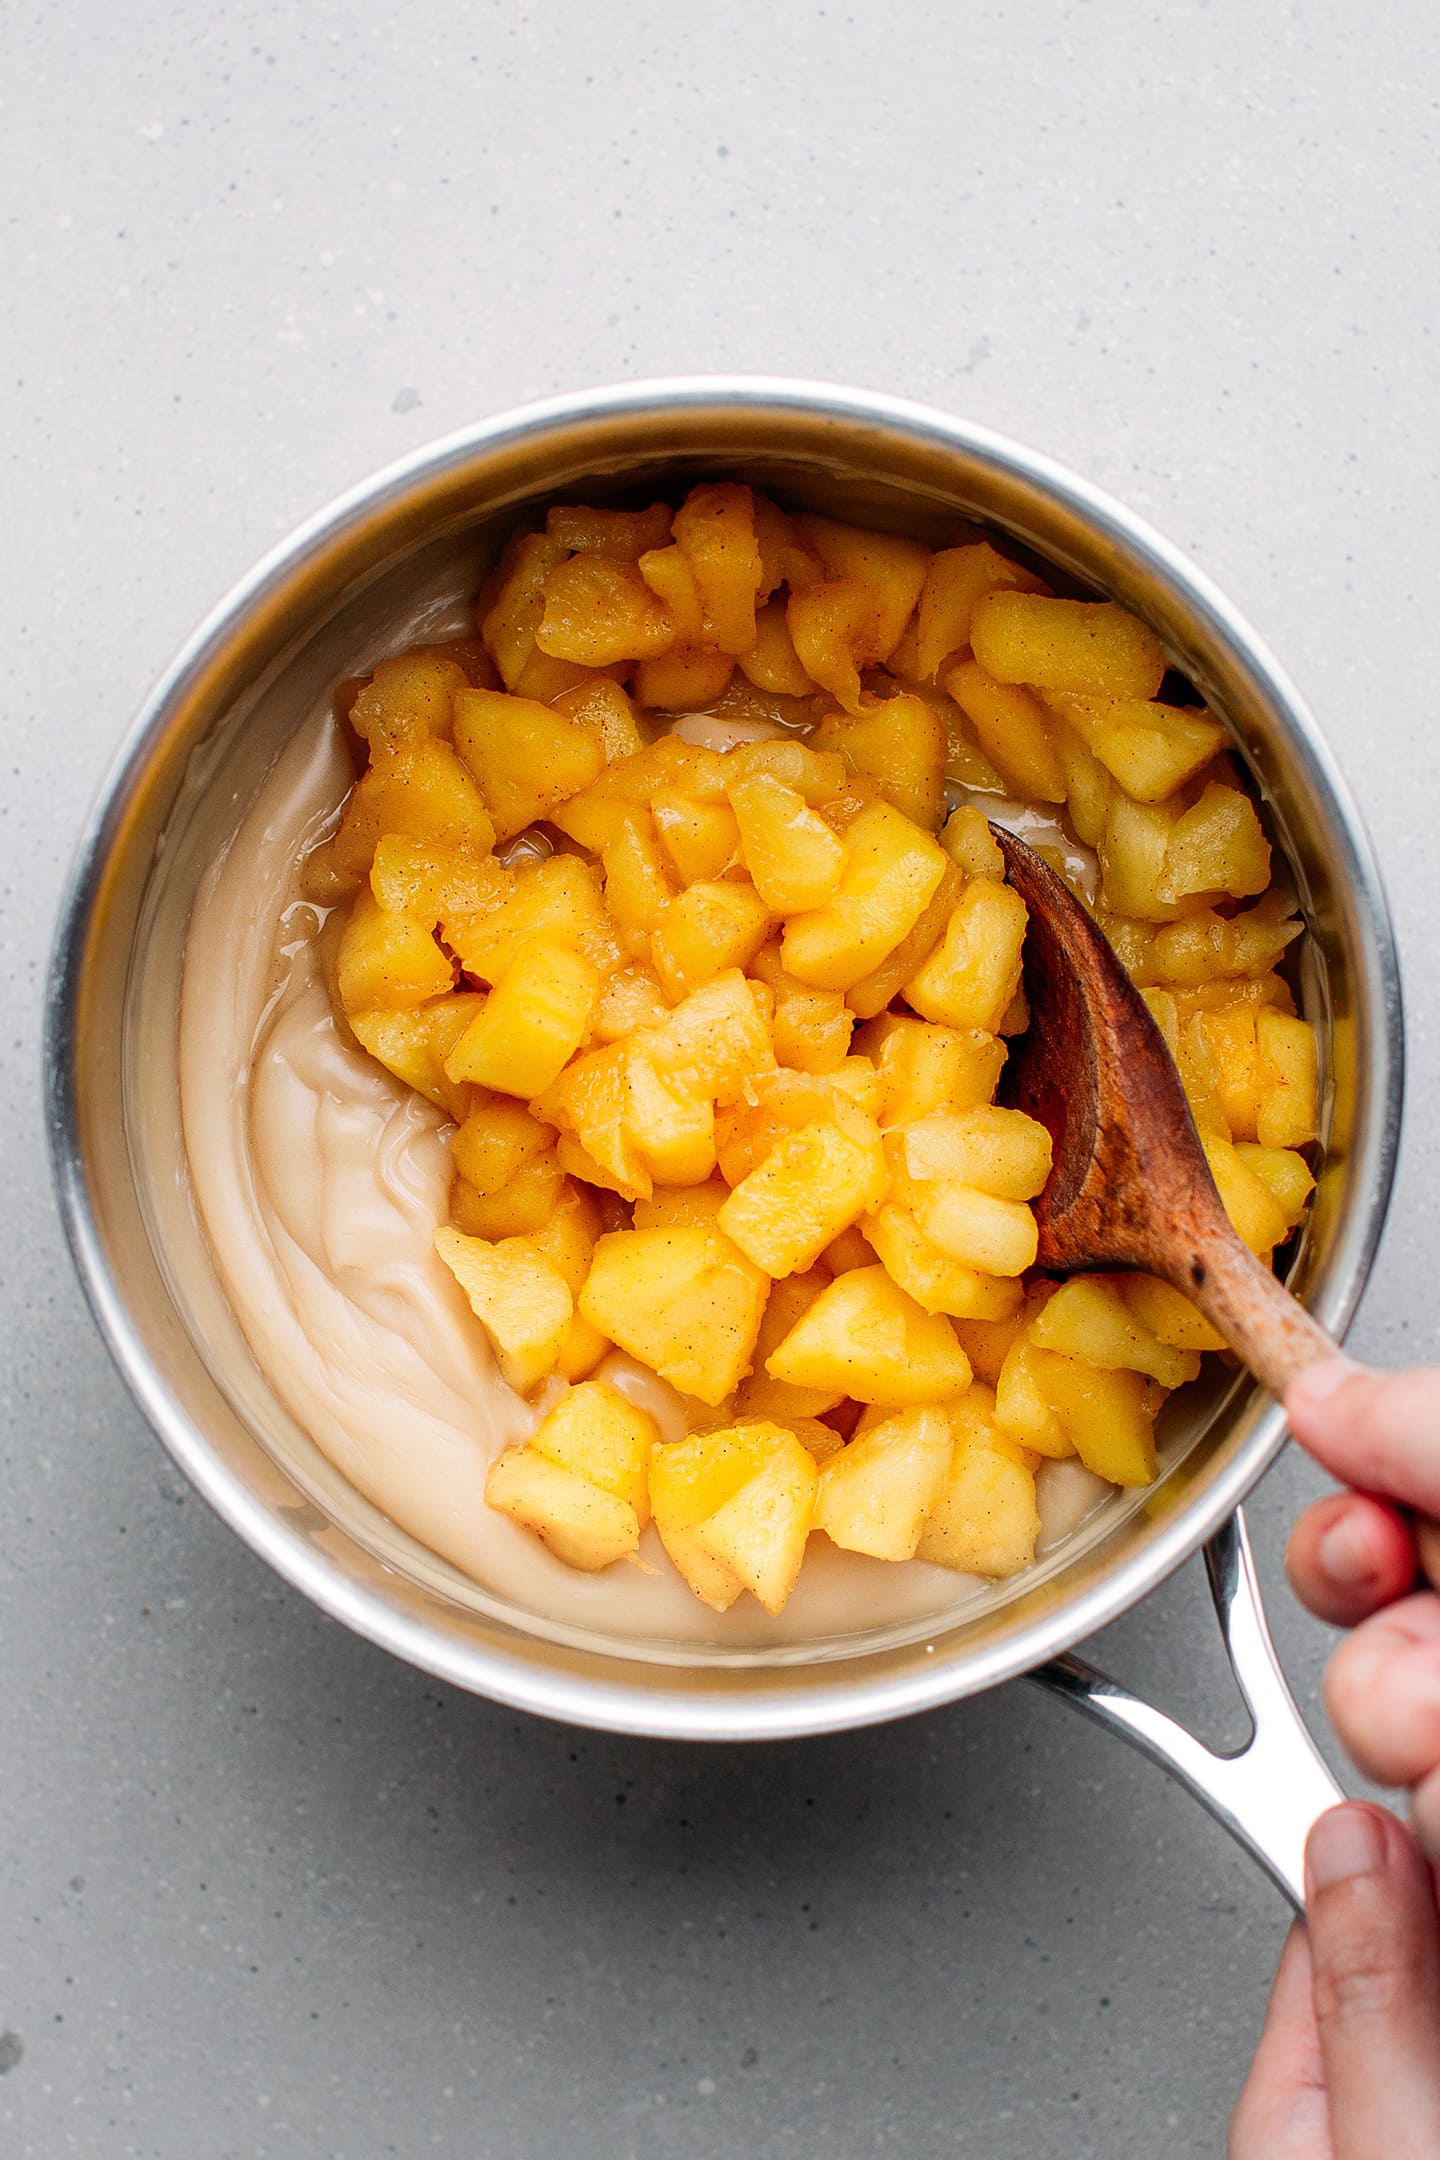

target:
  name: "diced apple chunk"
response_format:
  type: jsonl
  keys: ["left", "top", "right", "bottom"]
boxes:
{"left": 638, "top": 540, "right": 704, "bottom": 640}
{"left": 547, "top": 500, "right": 674, "bottom": 560}
{"left": 1044, "top": 693, "right": 1224, "bottom": 804}
{"left": 371, "top": 834, "right": 510, "bottom": 923}
{"left": 650, "top": 1422, "right": 813, "bottom": 1612}
{"left": 970, "top": 591, "right": 1166, "bottom": 700}
{"left": 950, "top": 1302, "right": 1032, "bottom": 1387}
{"left": 536, "top": 1041, "right": 652, "bottom": 1202}
{"left": 640, "top": 969, "right": 776, "bottom": 1107}
{"left": 782, "top": 801, "right": 948, "bottom": 992}
{"left": 726, "top": 739, "right": 849, "bottom": 804}
{"left": 1121, "top": 1275, "right": 1227, "bottom": 1354}
{"left": 767, "top": 1265, "right": 972, "bottom": 1406}
{"left": 522, "top": 1177, "right": 603, "bottom": 1291}
{"left": 443, "top": 853, "right": 619, "bottom": 985}
{"left": 450, "top": 1154, "right": 566, "bottom": 1239}
{"left": 452, "top": 1096, "right": 555, "bottom": 1197}
{"left": 549, "top": 737, "right": 725, "bottom": 852}
{"left": 632, "top": 1179, "right": 731, "bottom": 1230}
{"left": 444, "top": 937, "right": 598, "bottom": 1097}
{"left": 785, "top": 1416, "right": 848, "bottom": 1463}
{"left": 592, "top": 965, "right": 671, "bottom": 1043}
{"left": 623, "top": 1050, "right": 717, "bottom": 1187}
{"left": 734, "top": 1269, "right": 846, "bottom": 1420}
{"left": 812, "top": 693, "right": 946, "bottom": 831}
{"left": 579, "top": 1227, "right": 768, "bottom": 1405}
{"left": 1255, "top": 1010, "right": 1319, "bottom": 1149}
{"left": 536, "top": 555, "right": 676, "bottom": 666}
{"left": 1028, "top": 1276, "right": 1201, "bottom": 1389}
{"left": 651, "top": 788, "right": 742, "bottom": 884}
{"left": 943, "top": 661, "right": 1067, "bottom": 804}
{"left": 635, "top": 643, "right": 736, "bottom": 711}
{"left": 530, "top": 1380, "right": 657, "bottom": 1522}
{"left": 717, "top": 1103, "right": 888, "bottom": 1277}
{"left": 650, "top": 880, "right": 772, "bottom": 1001}
{"left": 693, "top": 1428, "right": 819, "bottom": 1614}
{"left": 348, "top": 650, "right": 469, "bottom": 753}
{"left": 555, "top": 1311, "right": 613, "bottom": 1382}
{"left": 553, "top": 675, "right": 646, "bottom": 760}
{"left": 796, "top": 514, "right": 931, "bottom": 661}
{"left": 772, "top": 987, "right": 853, "bottom": 1074}
{"left": 994, "top": 1338, "right": 1072, "bottom": 1459}
{"left": 602, "top": 808, "right": 678, "bottom": 951}
{"left": 1204, "top": 1133, "right": 1290, "bottom": 1256}
{"left": 328, "top": 738, "right": 498, "bottom": 884}
{"left": 787, "top": 579, "right": 881, "bottom": 713}
{"left": 673, "top": 482, "right": 765, "bottom": 656}
{"left": 435, "top": 1226, "right": 572, "bottom": 1393}
{"left": 842, "top": 861, "right": 965, "bottom": 1021}
{"left": 910, "top": 542, "right": 1045, "bottom": 680}
{"left": 896, "top": 1106, "right": 1053, "bottom": 1200}
{"left": 1027, "top": 1351, "right": 1160, "bottom": 1486}
{"left": 916, "top": 1424, "right": 1040, "bottom": 1577}
{"left": 1237, "top": 1143, "right": 1315, "bottom": 1228}
{"left": 740, "top": 596, "right": 815, "bottom": 694}
{"left": 480, "top": 528, "right": 568, "bottom": 687}
{"left": 862, "top": 1203, "right": 1023, "bottom": 1321}
{"left": 860, "top": 1016, "right": 1007, "bottom": 1125}
{"left": 348, "top": 993, "right": 484, "bottom": 1120}
{"left": 906, "top": 1181, "right": 1039, "bottom": 1278}
{"left": 904, "top": 878, "right": 1028, "bottom": 1033}
{"left": 939, "top": 804, "right": 1006, "bottom": 880}
{"left": 1098, "top": 795, "right": 1185, "bottom": 922}
{"left": 485, "top": 1446, "right": 640, "bottom": 1571}
{"left": 1158, "top": 784, "right": 1271, "bottom": 905}
{"left": 336, "top": 889, "right": 456, "bottom": 1013}
{"left": 728, "top": 770, "right": 847, "bottom": 913}
{"left": 453, "top": 688, "right": 606, "bottom": 842}
{"left": 815, "top": 1407, "right": 954, "bottom": 1561}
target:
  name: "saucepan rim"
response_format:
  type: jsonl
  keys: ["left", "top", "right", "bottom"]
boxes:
{"left": 44, "top": 376, "right": 1404, "bottom": 1739}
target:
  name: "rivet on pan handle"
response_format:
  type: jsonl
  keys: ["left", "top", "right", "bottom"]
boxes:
{"left": 1028, "top": 1508, "right": 1342, "bottom": 1909}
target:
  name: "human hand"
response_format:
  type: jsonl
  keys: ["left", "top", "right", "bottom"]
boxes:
{"left": 1284, "top": 1362, "right": 1440, "bottom": 1857}
{"left": 1229, "top": 1803, "right": 1440, "bottom": 2158}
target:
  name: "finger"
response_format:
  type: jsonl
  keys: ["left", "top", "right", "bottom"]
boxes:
{"left": 1306, "top": 1803, "right": 1440, "bottom": 2159}
{"left": 1323, "top": 1595, "right": 1440, "bottom": 1787}
{"left": 1227, "top": 1922, "right": 1328, "bottom": 2159}
{"left": 1286, "top": 1362, "right": 1440, "bottom": 1519}
{"left": 1286, "top": 1492, "right": 1418, "bottom": 1627}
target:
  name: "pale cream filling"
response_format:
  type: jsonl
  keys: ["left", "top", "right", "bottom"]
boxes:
{"left": 179, "top": 708, "right": 1110, "bottom": 1646}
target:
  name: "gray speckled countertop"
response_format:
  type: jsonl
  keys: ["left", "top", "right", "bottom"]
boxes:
{"left": 5, "top": 3, "right": 1439, "bottom": 2153}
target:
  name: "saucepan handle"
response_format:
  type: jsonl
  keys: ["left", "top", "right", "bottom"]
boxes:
{"left": 1028, "top": 1508, "right": 1342, "bottom": 1909}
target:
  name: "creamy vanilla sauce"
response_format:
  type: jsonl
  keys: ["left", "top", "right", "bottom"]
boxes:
{"left": 179, "top": 707, "right": 1109, "bottom": 1647}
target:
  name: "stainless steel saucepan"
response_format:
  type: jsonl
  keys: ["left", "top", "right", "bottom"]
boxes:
{"left": 45, "top": 379, "right": 1403, "bottom": 1907}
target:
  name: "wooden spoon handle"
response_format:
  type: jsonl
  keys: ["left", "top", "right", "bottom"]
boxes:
{"left": 1179, "top": 1223, "right": 1340, "bottom": 1396}
{"left": 1177, "top": 1222, "right": 1440, "bottom": 1592}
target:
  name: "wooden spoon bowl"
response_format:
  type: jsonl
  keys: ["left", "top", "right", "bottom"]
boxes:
{"left": 991, "top": 824, "right": 1336, "bottom": 1393}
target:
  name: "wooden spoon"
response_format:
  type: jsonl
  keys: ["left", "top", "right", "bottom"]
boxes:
{"left": 991, "top": 821, "right": 1440, "bottom": 1593}
{"left": 990, "top": 823, "right": 1337, "bottom": 1393}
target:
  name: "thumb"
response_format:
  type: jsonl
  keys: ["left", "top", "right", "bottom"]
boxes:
{"left": 1227, "top": 1923, "right": 1327, "bottom": 2158}
{"left": 1305, "top": 1802, "right": 1440, "bottom": 2158}
{"left": 1286, "top": 1362, "right": 1440, "bottom": 1519}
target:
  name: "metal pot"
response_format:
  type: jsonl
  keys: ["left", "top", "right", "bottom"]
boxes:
{"left": 45, "top": 379, "right": 1403, "bottom": 1907}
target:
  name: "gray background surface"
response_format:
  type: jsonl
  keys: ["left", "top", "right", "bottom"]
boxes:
{"left": 4, "top": 2, "right": 1437, "bottom": 2153}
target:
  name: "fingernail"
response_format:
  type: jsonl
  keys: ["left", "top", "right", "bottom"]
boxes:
{"left": 1317, "top": 1511, "right": 1381, "bottom": 1589}
{"left": 1287, "top": 1358, "right": 1364, "bottom": 1417}
{"left": 1307, "top": 1804, "right": 1387, "bottom": 1894}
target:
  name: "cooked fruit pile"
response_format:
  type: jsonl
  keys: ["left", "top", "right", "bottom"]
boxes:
{"left": 303, "top": 483, "right": 1319, "bottom": 1617}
